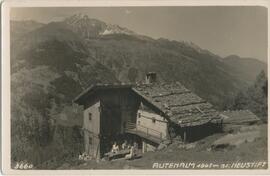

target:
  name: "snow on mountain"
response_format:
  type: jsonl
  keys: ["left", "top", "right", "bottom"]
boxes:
{"left": 99, "top": 24, "right": 135, "bottom": 36}
{"left": 64, "top": 14, "right": 136, "bottom": 38}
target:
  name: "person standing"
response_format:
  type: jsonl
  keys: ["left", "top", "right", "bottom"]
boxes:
{"left": 121, "top": 140, "right": 128, "bottom": 150}
{"left": 111, "top": 142, "right": 119, "bottom": 153}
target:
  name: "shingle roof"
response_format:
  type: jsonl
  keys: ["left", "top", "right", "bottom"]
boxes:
{"left": 133, "top": 82, "right": 221, "bottom": 127}
{"left": 73, "top": 82, "right": 221, "bottom": 127}
{"left": 220, "top": 110, "right": 260, "bottom": 124}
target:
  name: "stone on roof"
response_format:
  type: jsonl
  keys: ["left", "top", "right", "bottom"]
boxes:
{"left": 134, "top": 82, "right": 220, "bottom": 127}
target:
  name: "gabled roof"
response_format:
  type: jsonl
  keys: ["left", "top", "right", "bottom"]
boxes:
{"left": 73, "top": 82, "right": 221, "bottom": 127}
{"left": 133, "top": 82, "right": 221, "bottom": 127}
{"left": 220, "top": 110, "right": 260, "bottom": 124}
{"left": 73, "top": 83, "right": 133, "bottom": 105}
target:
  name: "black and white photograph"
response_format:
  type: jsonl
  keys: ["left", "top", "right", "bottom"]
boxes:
{"left": 1, "top": 0, "right": 269, "bottom": 174}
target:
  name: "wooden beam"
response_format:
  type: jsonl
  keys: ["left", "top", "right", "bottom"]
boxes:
{"left": 169, "top": 100, "right": 207, "bottom": 108}
{"left": 151, "top": 91, "right": 191, "bottom": 98}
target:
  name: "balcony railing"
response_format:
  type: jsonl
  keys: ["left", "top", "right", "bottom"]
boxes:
{"left": 125, "top": 122, "right": 164, "bottom": 143}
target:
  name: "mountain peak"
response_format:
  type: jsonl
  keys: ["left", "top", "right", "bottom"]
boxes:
{"left": 64, "top": 14, "right": 135, "bottom": 38}
{"left": 64, "top": 13, "right": 102, "bottom": 25}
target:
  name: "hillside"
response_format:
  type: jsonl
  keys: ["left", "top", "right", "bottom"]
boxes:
{"left": 10, "top": 14, "right": 267, "bottom": 166}
{"left": 58, "top": 124, "right": 267, "bottom": 170}
{"left": 61, "top": 14, "right": 267, "bottom": 108}
{"left": 10, "top": 18, "right": 119, "bottom": 165}
{"left": 223, "top": 55, "right": 267, "bottom": 85}
{"left": 84, "top": 35, "right": 242, "bottom": 108}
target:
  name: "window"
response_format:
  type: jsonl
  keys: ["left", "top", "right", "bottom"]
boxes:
{"left": 89, "top": 137, "right": 92, "bottom": 145}
{"left": 138, "top": 120, "right": 140, "bottom": 125}
{"left": 138, "top": 113, "right": 141, "bottom": 118}
{"left": 88, "top": 113, "right": 92, "bottom": 121}
{"left": 152, "top": 118, "right": 156, "bottom": 123}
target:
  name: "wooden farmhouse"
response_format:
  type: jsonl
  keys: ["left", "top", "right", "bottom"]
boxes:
{"left": 73, "top": 73, "right": 222, "bottom": 159}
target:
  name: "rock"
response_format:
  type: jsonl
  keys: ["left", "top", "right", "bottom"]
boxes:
{"left": 168, "top": 142, "right": 178, "bottom": 149}
{"left": 178, "top": 144, "right": 185, "bottom": 149}
{"left": 211, "top": 131, "right": 260, "bottom": 150}
{"left": 157, "top": 143, "right": 167, "bottom": 150}
{"left": 173, "top": 135, "right": 182, "bottom": 141}
{"left": 101, "top": 157, "right": 107, "bottom": 162}
{"left": 177, "top": 142, "right": 196, "bottom": 150}
{"left": 162, "top": 140, "right": 172, "bottom": 145}
{"left": 185, "top": 142, "right": 196, "bottom": 150}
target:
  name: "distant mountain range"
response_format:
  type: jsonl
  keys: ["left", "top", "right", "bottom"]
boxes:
{"left": 10, "top": 14, "right": 267, "bottom": 109}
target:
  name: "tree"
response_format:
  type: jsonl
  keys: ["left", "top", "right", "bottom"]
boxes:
{"left": 231, "top": 70, "right": 267, "bottom": 121}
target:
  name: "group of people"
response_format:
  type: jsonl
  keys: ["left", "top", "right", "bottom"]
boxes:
{"left": 111, "top": 140, "right": 139, "bottom": 159}
{"left": 111, "top": 140, "right": 138, "bottom": 152}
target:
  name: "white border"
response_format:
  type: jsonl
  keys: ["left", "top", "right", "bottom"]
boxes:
{"left": 1, "top": 0, "right": 270, "bottom": 175}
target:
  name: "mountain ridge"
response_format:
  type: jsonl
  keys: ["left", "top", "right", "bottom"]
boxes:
{"left": 64, "top": 14, "right": 136, "bottom": 38}
{"left": 10, "top": 16, "right": 266, "bottom": 65}
{"left": 10, "top": 15, "right": 267, "bottom": 107}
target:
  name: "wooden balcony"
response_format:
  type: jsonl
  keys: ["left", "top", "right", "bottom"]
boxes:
{"left": 125, "top": 122, "right": 164, "bottom": 144}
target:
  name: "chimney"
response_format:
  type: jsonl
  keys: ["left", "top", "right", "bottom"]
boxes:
{"left": 145, "top": 72, "right": 157, "bottom": 84}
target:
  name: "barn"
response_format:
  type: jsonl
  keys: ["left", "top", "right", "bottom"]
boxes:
{"left": 73, "top": 73, "right": 223, "bottom": 159}
{"left": 220, "top": 110, "right": 260, "bottom": 132}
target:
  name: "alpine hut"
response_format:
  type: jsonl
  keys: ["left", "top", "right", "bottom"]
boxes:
{"left": 73, "top": 73, "right": 222, "bottom": 159}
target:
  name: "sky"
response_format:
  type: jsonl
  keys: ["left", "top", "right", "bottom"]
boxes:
{"left": 11, "top": 6, "right": 268, "bottom": 62}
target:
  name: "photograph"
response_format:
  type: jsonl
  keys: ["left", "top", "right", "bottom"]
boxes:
{"left": 1, "top": 0, "right": 269, "bottom": 174}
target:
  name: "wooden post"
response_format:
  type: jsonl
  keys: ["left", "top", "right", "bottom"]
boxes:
{"left": 96, "top": 140, "right": 100, "bottom": 160}
{"left": 142, "top": 141, "right": 146, "bottom": 153}
{"left": 183, "top": 131, "right": 187, "bottom": 143}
